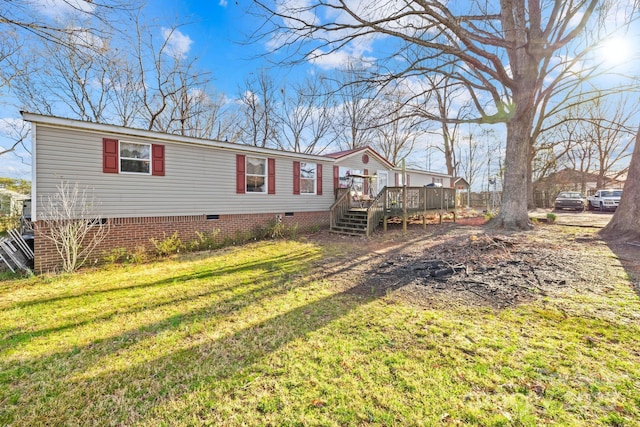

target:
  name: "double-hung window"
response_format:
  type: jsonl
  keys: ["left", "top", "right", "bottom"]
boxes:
{"left": 300, "top": 162, "right": 317, "bottom": 194}
{"left": 120, "top": 142, "right": 151, "bottom": 174}
{"left": 246, "top": 157, "right": 267, "bottom": 193}
{"left": 103, "top": 138, "right": 164, "bottom": 176}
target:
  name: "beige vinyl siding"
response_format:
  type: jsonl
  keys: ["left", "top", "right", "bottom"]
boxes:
{"left": 399, "top": 170, "right": 452, "bottom": 187}
{"left": 334, "top": 153, "right": 390, "bottom": 174}
{"left": 34, "top": 125, "right": 334, "bottom": 218}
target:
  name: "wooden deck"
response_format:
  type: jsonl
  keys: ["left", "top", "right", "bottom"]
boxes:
{"left": 331, "top": 186, "right": 457, "bottom": 236}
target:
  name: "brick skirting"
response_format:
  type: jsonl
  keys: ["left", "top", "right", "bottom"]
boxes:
{"left": 34, "top": 211, "right": 329, "bottom": 273}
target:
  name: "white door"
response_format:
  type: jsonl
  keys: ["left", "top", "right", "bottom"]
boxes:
{"left": 376, "top": 171, "right": 388, "bottom": 195}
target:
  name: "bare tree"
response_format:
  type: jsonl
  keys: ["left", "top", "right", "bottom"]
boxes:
{"left": 601, "top": 125, "right": 640, "bottom": 240}
{"left": 277, "top": 76, "right": 337, "bottom": 154}
{"left": 457, "top": 129, "right": 487, "bottom": 199}
{"left": 373, "top": 83, "right": 429, "bottom": 165}
{"left": 178, "top": 90, "right": 243, "bottom": 142}
{"left": 0, "top": 119, "right": 30, "bottom": 159}
{"left": 585, "top": 97, "right": 636, "bottom": 188}
{"left": 12, "top": 30, "right": 118, "bottom": 123}
{"left": 329, "top": 63, "right": 381, "bottom": 151}
{"left": 237, "top": 69, "right": 281, "bottom": 148}
{"left": 131, "top": 18, "right": 211, "bottom": 134}
{"left": 36, "top": 181, "right": 111, "bottom": 272}
{"left": 252, "top": 0, "right": 638, "bottom": 230}
{"left": 415, "top": 74, "right": 472, "bottom": 177}
{"left": 0, "top": 1, "right": 133, "bottom": 45}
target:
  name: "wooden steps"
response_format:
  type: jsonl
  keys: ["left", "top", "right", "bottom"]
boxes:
{"left": 330, "top": 209, "right": 368, "bottom": 236}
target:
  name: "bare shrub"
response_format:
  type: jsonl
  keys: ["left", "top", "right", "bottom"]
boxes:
{"left": 37, "top": 181, "right": 110, "bottom": 272}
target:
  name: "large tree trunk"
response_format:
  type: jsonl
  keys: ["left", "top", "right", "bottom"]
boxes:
{"left": 600, "top": 126, "right": 640, "bottom": 240}
{"left": 492, "top": 115, "right": 532, "bottom": 229}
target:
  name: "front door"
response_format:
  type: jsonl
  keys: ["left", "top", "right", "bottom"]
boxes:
{"left": 376, "top": 171, "right": 388, "bottom": 195}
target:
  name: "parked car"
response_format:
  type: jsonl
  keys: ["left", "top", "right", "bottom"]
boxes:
{"left": 554, "top": 191, "right": 586, "bottom": 211}
{"left": 587, "top": 189, "right": 622, "bottom": 211}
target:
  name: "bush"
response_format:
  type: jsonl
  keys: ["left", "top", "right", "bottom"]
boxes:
{"left": 0, "top": 215, "right": 20, "bottom": 234}
{"left": 546, "top": 212, "right": 557, "bottom": 223}
{"left": 103, "top": 247, "right": 129, "bottom": 264}
{"left": 150, "top": 231, "right": 184, "bottom": 257}
{"left": 186, "top": 229, "right": 221, "bottom": 252}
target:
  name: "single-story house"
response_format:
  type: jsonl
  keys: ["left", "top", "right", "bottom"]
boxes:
{"left": 22, "top": 112, "right": 456, "bottom": 272}
{"left": 0, "top": 188, "right": 30, "bottom": 217}
{"left": 533, "top": 168, "right": 625, "bottom": 208}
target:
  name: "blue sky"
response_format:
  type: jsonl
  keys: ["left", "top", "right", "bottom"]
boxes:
{"left": 1, "top": 0, "right": 639, "bottom": 183}
{"left": 150, "top": 0, "right": 273, "bottom": 95}
{"left": 148, "top": 0, "right": 320, "bottom": 96}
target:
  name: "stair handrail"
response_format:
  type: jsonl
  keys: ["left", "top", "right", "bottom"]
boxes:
{"left": 365, "top": 186, "right": 387, "bottom": 236}
{"left": 330, "top": 184, "right": 353, "bottom": 230}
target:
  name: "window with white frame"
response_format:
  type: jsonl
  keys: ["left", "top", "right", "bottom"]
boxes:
{"left": 246, "top": 157, "right": 267, "bottom": 193}
{"left": 120, "top": 142, "right": 151, "bottom": 174}
{"left": 300, "top": 162, "right": 316, "bottom": 194}
{"left": 433, "top": 177, "right": 443, "bottom": 184}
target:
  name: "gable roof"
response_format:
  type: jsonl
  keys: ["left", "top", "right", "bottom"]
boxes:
{"left": 453, "top": 177, "right": 470, "bottom": 188}
{"left": 324, "top": 146, "right": 395, "bottom": 169}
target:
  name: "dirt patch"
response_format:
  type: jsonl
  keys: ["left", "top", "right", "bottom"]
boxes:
{"left": 306, "top": 221, "right": 637, "bottom": 309}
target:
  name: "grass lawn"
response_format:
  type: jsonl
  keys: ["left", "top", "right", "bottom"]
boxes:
{"left": 1, "top": 229, "right": 639, "bottom": 426}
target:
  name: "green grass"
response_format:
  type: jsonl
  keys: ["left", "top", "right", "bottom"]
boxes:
{"left": 1, "top": 236, "right": 639, "bottom": 426}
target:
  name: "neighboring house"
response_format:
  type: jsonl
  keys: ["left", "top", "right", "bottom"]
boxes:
{"left": 534, "top": 168, "right": 625, "bottom": 194}
{"left": 0, "top": 188, "right": 30, "bottom": 218}
{"left": 533, "top": 168, "right": 625, "bottom": 208}
{"left": 22, "top": 112, "right": 454, "bottom": 272}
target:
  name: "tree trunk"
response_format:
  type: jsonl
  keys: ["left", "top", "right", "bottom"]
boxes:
{"left": 527, "top": 143, "right": 535, "bottom": 209}
{"left": 492, "top": 115, "right": 532, "bottom": 229}
{"left": 600, "top": 126, "right": 640, "bottom": 240}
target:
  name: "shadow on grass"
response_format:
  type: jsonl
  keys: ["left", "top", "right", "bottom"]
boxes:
{"left": 0, "top": 240, "right": 394, "bottom": 425}
{"left": 603, "top": 237, "right": 640, "bottom": 298}
{"left": 0, "top": 247, "right": 321, "bottom": 349}
{"left": 12, "top": 250, "right": 311, "bottom": 309}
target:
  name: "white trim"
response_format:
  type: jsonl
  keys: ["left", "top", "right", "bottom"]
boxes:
{"left": 21, "top": 112, "right": 330, "bottom": 163}
{"left": 119, "top": 140, "right": 152, "bottom": 175}
{"left": 31, "top": 123, "right": 37, "bottom": 221}
{"left": 400, "top": 167, "right": 451, "bottom": 178}
{"left": 245, "top": 156, "right": 268, "bottom": 194}
{"left": 300, "top": 162, "right": 317, "bottom": 195}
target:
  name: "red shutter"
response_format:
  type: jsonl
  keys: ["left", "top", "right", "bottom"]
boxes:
{"left": 363, "top": 168, "right": 369, "bottom": 195}
{"left": 395, "top": 172, "right": 399, "bottom": 186}
{"left": 103, "top": 138, "right": 118, "bottom": 173}
{"left": 236, "top": 154, "right": 246, "bottom": 194}
{"left": 293, "top": 161, "right": 301, "bottom": 195}
{"left": 333, "top": 165, "right": 339, "bottom": 191}
{"left": 316, "top": 163, "right": 323, "bottom": 195}
{"left": 268, "top": 158, "right": 276, "bottom": 194}
{"left": 151, "top": 144, "right": 165, "bottom": 176}
{"left": 406, "top": 173, "right": 410, "bottom": 186}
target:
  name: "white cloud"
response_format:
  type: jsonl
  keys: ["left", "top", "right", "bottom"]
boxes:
{"left": 161, "top": 28, "right": 193, "bottom": 60}
{"left": 31, "top": 0, "right": 96, "bottom": 22}
{"left": 219, "top": 0, "right": 228, "bottom": 6}
{"left": 307, "top": 48, "right": 375, "bottom": 70}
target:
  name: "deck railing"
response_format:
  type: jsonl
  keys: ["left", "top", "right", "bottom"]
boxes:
{"left": 332, "top": 185, "right": 457, "bottom": 235}
{"left": 385, "top": 186, "right": 455, "bottom": 214}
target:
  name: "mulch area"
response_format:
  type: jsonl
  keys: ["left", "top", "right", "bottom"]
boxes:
{"left": 307, "top": 218, "right": 637, "bottom": 309}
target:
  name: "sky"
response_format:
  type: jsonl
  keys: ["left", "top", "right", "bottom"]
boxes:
{"left": 1, "top": 0, "right": 281, "bottom": 180}
{"left": 1, "top": 0, "right": 639, "bottom": 184}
